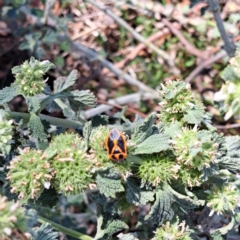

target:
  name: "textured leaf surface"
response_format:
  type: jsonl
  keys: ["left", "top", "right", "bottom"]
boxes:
{"left": 183, "top": 104, "right": 204, "bottom": 124}
{"left": 28, "top": 114, "right": 48, "bottom": 141}
{"left": 92, "top": 193, "right": 128, "bottom": 240}
{"left": 168, "top": 185, "right": 205, "bottom": 209}
{"left": 83, "top": 120, "right": 92, "bottom": 151}
{"left": 132, "top": 112, "right": 156, "bottom": 144}
{"left": 95, "top": 218, "right": 128, "bottom": 240}
{"left": 34, "top": 223, "right": 58, "bottom": 240}
{"left": 61, "top": 69, "right": 78, "bottom": 92}
{"left": 133, "top": 134, "right": 170, "bottom": 154}
{"left": 92, "top": 115, "right": 109, "bottom": 127}
{"left": 218, "top": 136, "right": 240, "bottom": 172}
{"left": 96, "top": 169, "right": 124, "bottom": 198}
{"left": 0, "top": 86, "right": 18, "bottom": 104}
{"left": 126, "top": 178, "right": 154, "bottom": 206}
{"left": 68, "top": 90, "right": 96, "bottom": 110}
{"left": 26, "top": 96, "right": 41, "bottom": 113}
{"left": 144, "top": 188, "right": 174, "bottom": 228}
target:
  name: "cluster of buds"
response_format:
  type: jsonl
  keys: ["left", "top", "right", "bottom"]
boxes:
{"left": 153, "top": 219, "right": 191, "bottom": 240}
{"left": 0, "top": 195, "right": 30, "bottom": 239}
{"left": 170, "top": 127, "right": 218, "bottom": 187}
{"left": 138, "top": 153, "right": 177, "bottom": 186}
{"left": 12, "top": 57, "right": 55, "bottom": 96}
{"left": 158, "top": 79, "right": 204, "bottom": 125}
{"left": 47, "top": 133, "right": 93, "bottom": 195}
{"left": 0, "top": 119, "right": 13, "bottom": 156}
{"left": 207, "top": 185, "right": 240, "bottom": 216}
{"left": 7, "top": 133, "right": 94, "bottom": 201}
{"left": 7, "top": 148, "right": 54, "bottom": 200}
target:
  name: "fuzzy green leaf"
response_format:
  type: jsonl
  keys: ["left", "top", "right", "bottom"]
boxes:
{"left": 133, "top": 134, "right": 170, "bottom": 154}
{"left": 28, "top": 114, "right": 48, "bottom": 142}
{"left": 26, "top": 96, "right": 41, "bottom": 113}
{"left": 209, "top": 231, "right": 224, "bottom": 240}
{"left": 92, "top": 115, "right": 109, "bottom": 127}
{"left": 132, "top": 112, "right": 156, "bottom": 144}
{"left": 225, "top": 136, "right": 240, "bottom": 152}
{"left": 34, "top": 223, "right": 58, "bottom": 240}
{"left": 60, "top": 69, "right": 78, "bottom": 92}
{"left": 95, "top": 218, "right": 128, "bottom": 240}
{"left": 83, "top": 120, "right": 92, "bottom": 151}
{"left": 144, "top": 187, "right": 174, "bottom": 228}
{"left": 218, "top": 136, "right": 240, "bottom": 172}
{"left": 68, "top": 90, "right": 96, "bottom": 110}
{"left": 96, "top": 168, "right": 124, "bottom": 198}
{"left": 165, "top": 81, "right": 186, "bottom": 99}
{"left": 0, "top": 86, "right": 18, "bottom": 105}
{"left": 167, "top": 185, "right": 205, "bottom": 209}
{"left": 125, "top": 177, "right": 154, "bottom": 206}
{"left": 221, "top": 64, "right": 240, "bottom": 82}
{"left": 183, "top": 104, "right": 205, "bottom": 124}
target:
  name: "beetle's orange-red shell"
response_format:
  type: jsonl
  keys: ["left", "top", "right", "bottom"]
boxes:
{"left": 105, "top": 128, "right": 127, "bottom": 162}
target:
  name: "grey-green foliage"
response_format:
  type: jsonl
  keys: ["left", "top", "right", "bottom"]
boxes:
{"left": 93, "top": 194, "right": 128, "bottom": 240}
{"left": 131, "top": 112, "right": 156, "bottom": 144}
{"left": 144, "top": 187, "right": 174, "bottom": 228}
{"left": 217, "top": 136, "right": 240, "bottom": 173}
{"left": 125, "top": 177, "right": 154, "bottom": 205}
{"left": 28, "top": 114, "right": 48, "bottom": 142}
{"left": 33, "top": 223, "right": 59, "bottom": 240}
{"left": 96, "top": 168, "right": 125, "bottom": 198}
{"left": 0, "top": 86, "right": 18, "bottom": 105}
{"left": 26, "top": 96, "right": 41, "bottom": 113}
{"left": 132, "top": 133, "right": 170, "bottom": 154}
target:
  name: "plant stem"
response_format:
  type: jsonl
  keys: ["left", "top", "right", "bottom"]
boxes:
{"left": 84, "top": 0, "right": 180, "bottom": 75}
{"left": 207, "top": 0, "right": 236, "bottom": 57}
{"left": 38, "top": 216, "right": 93, "bottom": 240}
{"left": 5, "top": 111, "right": 83, "bottom": 129}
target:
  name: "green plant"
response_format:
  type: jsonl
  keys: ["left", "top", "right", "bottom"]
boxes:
{"left": 1, "top": 57, "right": 240, "bottom": 239}
{"left": 214, "top": 46, "right": 240, "bottom": 120}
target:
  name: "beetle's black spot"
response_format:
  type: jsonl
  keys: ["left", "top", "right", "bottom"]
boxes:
{"left": 119, "top": 154, "right": 124, "bottom": 160}
{"left": 117, "top": 137, "right": 125, "bottom": 152}
{"left": 111, "top": 154, "right": 117, "bottom": 160}
{"left": 107, "top": 138, "right": 114, "bottom": 152}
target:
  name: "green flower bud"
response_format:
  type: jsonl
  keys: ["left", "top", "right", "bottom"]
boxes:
{"left": 0, "top": 120, "right": 14, "bottom": 156}
{"left": 153, "top": 218, "right": 192, "bottom": 240}
{"left": 12, "top": 57, "right": 55, "bottom": 96}
{"left": 48, "top": 133, "right": 93, "bottom": 195}
{"left": 138, "top": 153, "right": 177, "bottom": 186}
{"left": 0, "top": 195, "right": 29, "bottom": 239}
{"left": 89, "top": 126, "right": 110, "bottom": 166}
{"left": 7, "top": 148, "right": 54, "bottom": 201}
{"left": 207, "top": 185, "right": 240, "bottom": 215}
{"left": 158, "top": 80, "right": 204, "bottom": 125}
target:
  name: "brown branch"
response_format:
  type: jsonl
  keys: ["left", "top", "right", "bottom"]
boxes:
{"left": 214, "top": 123, "right": 240, "bottom": 129}
{"left": 103, "top": 28, "right": 171, "bottom": 74}
{"left": 97, "top": 99, "right": 147, "bottom": 118}
{"left": 161, "top": 18, "right": 208, "bottom": 59}
{"left": 185, "top": 51, "right": 227, "bottom": 83}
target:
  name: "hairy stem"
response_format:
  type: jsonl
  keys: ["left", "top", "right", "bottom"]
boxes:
{"left": 38, "top": 216, "right": 93, "bottom": 240}
{"left": 5, "top": 111, "right": 83, "bottom": 129}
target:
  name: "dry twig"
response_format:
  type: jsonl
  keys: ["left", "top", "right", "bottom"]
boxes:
{"left": 84, "top": 0, "right": 180, "bottom": 75}
{"left": 161, "top": 18, "right": 208, "bottom": 59}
